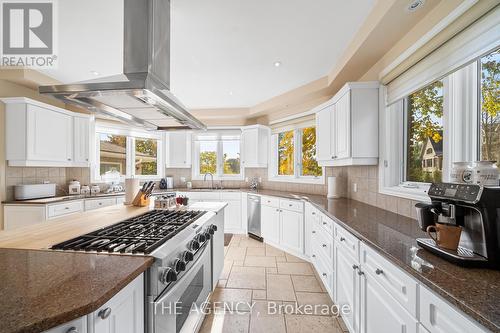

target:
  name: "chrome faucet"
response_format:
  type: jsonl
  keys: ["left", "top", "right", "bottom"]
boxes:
{"left": 203, "top": 173, "right": 214, "bottom": 189}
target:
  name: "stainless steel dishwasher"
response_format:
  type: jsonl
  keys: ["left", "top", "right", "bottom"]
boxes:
{"left": 247, "top": 195, "right": 262, "bottom": 241}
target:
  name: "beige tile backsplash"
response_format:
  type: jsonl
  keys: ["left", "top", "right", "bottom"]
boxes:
{"left": 4, "top": 164, "right": 417, "bottom": 219}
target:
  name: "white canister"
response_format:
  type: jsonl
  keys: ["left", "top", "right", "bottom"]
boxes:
{"left": 450, "top": 162, "right": 470, "bottom": 183}
{"left": 68, "top": 180, "right": 81, "bottom": 195}
{"left": 471, "top": 161, "right": 499, "bottom": 186}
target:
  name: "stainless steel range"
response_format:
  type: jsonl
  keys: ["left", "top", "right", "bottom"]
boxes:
{"left": 51, "top": 209, "right": 223, "bottom": 333}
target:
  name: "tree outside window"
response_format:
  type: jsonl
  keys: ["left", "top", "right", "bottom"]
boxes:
{"left": 480, "top": 49, "right": 500, "bottom": 163}
{"left": 406, "top": 81, "right": 444, "bottom": 183}
{"left": 99, "top": 134, "right": 127, "bottom": 177}
{"left": 223, "top": 140, "right": 241, "bottom": 175}
{"left": 278, "top": 130, "right": 294, "bottom": 175}
{"left": 199, "top": 141, "right": 217, "bottom": 175}
{"left": 135, "top": 138, "right": 158, "bottom": 176}
{"left": 301, "top": 127, "right": 322, "bottom": 177}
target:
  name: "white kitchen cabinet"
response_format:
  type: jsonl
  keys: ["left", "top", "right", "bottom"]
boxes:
{"left": 165, "top": 131, "right": 192, "bottom": 168}
{"left": 92, "top": 274, "right": 144, "bottom": 333}
{"left": 2, "top": 97, "right": 92, "bottom": 167}
{"left": 279, "top": 209, "right": 304, "bottom": 254}
{"left": 360, "top": 271, "right": 418, "bottom": 333}
{"left": 419, "top": 285, "right": 488, "bottom": 333}
{"left": 335, "top": 242, "right": 360, "bottom": 333}
{"left": 261, "top": 204, "right": 280, "bottom": 245}
{"left": 84, "top": 197, "right": 118, "bottom": 211}
{"left": 47, "top": 200, "right": 84, "bottom": 219}
{"left": 315, "top": 82, "right": 379, "bottom": 167}
{"left": 304, "top": 203, "right": 320, "bottom": 257}
{"left": 224, "top": 200, "right": 242, "bottom": 233}
{"left": 315, "top": 105, "right": 334, "bottom": 161}
{"left": 241, "top": 125, "right": 270, "bottom": 167}
{"left": 3, "top": 205, "right": 46, "bottom": 230}
{"left": 73, "top": 116, "right": 90, "bottom": 166}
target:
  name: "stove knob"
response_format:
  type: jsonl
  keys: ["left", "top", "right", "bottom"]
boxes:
{"left": 195, "top": 234, "right": 206, "bottom": 243}
{"left": 160, "top": 267, "right": 177, "bottom": 284}
{"left": 188, "top": 240, "right": 200, "bottom": 252}
{"left": 207, "top": 226, "right": 215, "bottom": 235}
{"left": 203, "top": 231, "right": 211, "bottom": 240}
{"left": 181, "top": 250, "right": 194, "bottom": 262}
{"left": 174, "top": 258, "right": 186, "bottom": 273}
{"left": 211, "top": 224, "right": 218, "bottom": 232}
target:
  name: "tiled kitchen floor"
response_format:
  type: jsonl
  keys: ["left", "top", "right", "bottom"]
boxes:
{"left": 199, "top": 235, "right": 349, "bottom": 333}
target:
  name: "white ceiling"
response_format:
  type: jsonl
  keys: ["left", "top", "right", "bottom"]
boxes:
{"left": 41, "top": 0, "right": 375, "bottom": 109}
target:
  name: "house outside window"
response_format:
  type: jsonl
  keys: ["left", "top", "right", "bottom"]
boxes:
{"left": 93, "top": 125, "right": 163, "bottom": 182}
{"left": 270, "top": 125, "right": 323, "bottom": 184}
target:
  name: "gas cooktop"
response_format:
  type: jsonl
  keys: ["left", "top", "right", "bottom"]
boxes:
{"left": 50, "top": 210, "right": 206, "bottom": 254}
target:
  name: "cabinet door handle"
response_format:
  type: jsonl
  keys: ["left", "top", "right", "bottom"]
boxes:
{"left": 357, "top": 270, "right": 365, "bottom": 276}
{"left": 312, "top": 212, "right": 316, "bottom": 215}
{"left": 340, "top": 237, "right": 345, "bottom": 242}
{"left": 375, "top": 269, "right": 384, "bottom": 275}
{"left": 312, "top": 254, "right": 316, "bottom": 258}
{"left": 322, "top": 273, "right": 327, "bottom": 277}
{"left": 98, "top": 307, "right": 112, "bottom": 319}
{"left": 289, "top": 204, "right": 292, "bottom": 207}
{"left": 352, "top": 265, "right": 359, "bottom": 270}
{"left": 312, "top": 231, "right": 316, "bottom": 234}
{"left": 66, "top": 327, "right": 78, "bottom": 333}
{"left": 67, "top": 158, "right": 72, "bottom": 161}
{"left": 322, "top": 244, "right": 327, "bottom": 248}
{"left": 65, "top": 207, "right": 69, "bottom": 210}
{"left": 322, "top": 222, "right": 327, "bottom": 225}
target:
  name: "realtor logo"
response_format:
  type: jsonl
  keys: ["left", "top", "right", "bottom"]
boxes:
{"left": 1, "top": 0, "right": 57, "bottom": 67}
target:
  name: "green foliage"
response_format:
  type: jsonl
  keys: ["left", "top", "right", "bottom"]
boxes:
{"left": 200, "top": 151, "right": 217, "bottom": 174}
{"left": 407, "top": 81, "right": 443, "bottom": 183}
{"left": 481, "top": 49, "right": 500, "bottom": 162}
{"left": 278, "top": 131, "right": 294, "bottom": 175}
{"left": 301, "top": 127, "right": 322, "bottom": 176}
{"left": 135, "top": 138, "right": 158, "bottom": 175}
{"left": 223, "top": 153, "right": 241, "bottom": 174}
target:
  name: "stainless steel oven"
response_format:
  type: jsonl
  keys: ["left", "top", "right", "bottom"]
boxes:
{"left": 149, "top": 240, "right": 212, "bottom": 333}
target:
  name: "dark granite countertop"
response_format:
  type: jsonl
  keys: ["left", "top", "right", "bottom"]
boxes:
{"left": 306, "top": 197, "right": 500, "bottom": 333}
{"left": 0, "top": 248, "right": 153, "bottom": 333}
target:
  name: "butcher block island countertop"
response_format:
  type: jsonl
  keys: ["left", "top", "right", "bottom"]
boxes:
{"left": 0, "top": 204, "right": 152, "bottom": 250}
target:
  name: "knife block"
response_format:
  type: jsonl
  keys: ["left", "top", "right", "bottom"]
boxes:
{"left": 132, "top": 192, "right": 150, "bottom": 207}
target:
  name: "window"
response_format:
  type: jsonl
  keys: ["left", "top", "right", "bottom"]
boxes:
{"left": 480, "top": 49, "right": 500, "bottom": 163}
{"left": 381, "top": 47, "right": 500, "bottom": 201}
{"left": 99, "top": 134, "right": 127, "bottom": 178}
{"left": 193, "top": 132, "right": 242, "bottom": 180}
{"left": 270, "top": 126, "right": 323, "bottom": 183}
{"left": 222, "top": 140, "right": 241, "bottom": 175}
{"left": 278, "top": 130, "right": 294, "bottom": 175}
{"left": 405, "top": 80, "right": 444, "bottom": 184}
{"left": 93, "top": 125, "right": 162, "bottom": 182}
{"left": 135, "top": 137, "right": 158, "bottom": 176}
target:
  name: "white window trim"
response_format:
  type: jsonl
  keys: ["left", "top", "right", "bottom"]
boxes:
{"left": 379, "top": 61, "right": 480, "bottom": 202}
{"left": 91, "top": 123, "right": 164, "bottom": 183}
{"left": 191, "top": 138, "right": 245, "bottom": 181}
{"left": 268, "top": 126, "right": 325, "bottom": 185}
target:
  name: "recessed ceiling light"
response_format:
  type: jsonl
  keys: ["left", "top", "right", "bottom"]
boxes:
{"left": 274, "top": 61, "right": 282, "bottom": 67}
{"left": 90, "top": 70, "right": 100, "bottom": 76}
{"left": 407, "top": 0, "right": 425, "bottom": 12}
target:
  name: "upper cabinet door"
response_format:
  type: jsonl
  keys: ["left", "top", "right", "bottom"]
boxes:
{"left": 241, "top": 125, "right": 269, "bottom": 168}
{"left": 316, "top": 105, "right": 333, "bottom": 161}
{"left": 335, "top": 91, "right": 351, "bottom": 160}
{"left": 26, "top": 104, "right": 73, "bottom": 163}
{"left": 73, "top": 116, "right": 90, "bottom": 166}
{"left": 165, "top": 131, "right": 192, "bottom": 168}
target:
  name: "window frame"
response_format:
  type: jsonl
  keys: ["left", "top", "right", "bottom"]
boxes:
{"left": 268, "top": 125, "right": 325, "bottom": 184}
{"left": 91, "top": 123, "right": 164, "bottom": 183}
{"left": 192, "top": 138, "right": 244, "bottom": 181}
{"left": 379, "top": 58, "right": 485, "bottom": 202}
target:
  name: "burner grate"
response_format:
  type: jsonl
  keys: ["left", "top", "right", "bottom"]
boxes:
{"left": 51, "top": 210, "right": 206, "bottom": 254}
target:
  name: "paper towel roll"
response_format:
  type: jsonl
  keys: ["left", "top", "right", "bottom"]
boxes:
{"left": 327, "top": 176, "right": 340, "bottom": 199}
{"left": 125, "top": 178, "right": 140, "bottom": 205}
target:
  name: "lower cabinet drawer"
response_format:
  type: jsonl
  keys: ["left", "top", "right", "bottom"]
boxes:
{"left": 419, "top": 286, "right": 488, "bottom": 333}
{"left": 84, "top": 198, "right": 117, "bottom": 211}
{"left": 261, "top": 196, "right": 279, "bottom": 208}
{"left": 360, "top": 242, "right": 418, "bottom": 316}
{"left": 43, "top": 316, "right": 87, "bottom": 333}
{"left": 312, "top": 223, "right": 333, "bottom": 262}
{"left": 319, "top": 213, "right": 334, "bottom": 235}
{"left": 279, "top": 199, "right": 303, "bottom": 213}
{"left": 115, "top": 196, "right": 125, "bottom": 205}
{"left": 47, "top": 201, "right": 83, "bottom": 219}
{"left": 335, "top": 224, "right": 359, "bottom": 261}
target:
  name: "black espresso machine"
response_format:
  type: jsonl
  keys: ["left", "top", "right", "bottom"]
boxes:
{"left": 415, "top": 183, "right": 500, "bottom": 268}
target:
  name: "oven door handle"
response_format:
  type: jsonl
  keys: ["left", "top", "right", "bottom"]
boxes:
{"left": 154, "top": 241, "right": 210, "bottom": 305}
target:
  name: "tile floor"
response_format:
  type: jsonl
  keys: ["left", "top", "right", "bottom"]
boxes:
{"left": 199, "top": 235, "right": 349, "bottom": 333}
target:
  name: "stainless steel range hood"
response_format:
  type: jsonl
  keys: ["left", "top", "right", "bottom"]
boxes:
{"left": 39, "top": 0, "right": 206, "bottom": 131}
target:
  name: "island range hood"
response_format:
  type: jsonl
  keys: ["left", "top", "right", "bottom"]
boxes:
{"left": 39, "top": 0, "right": 206, "bottom": 131}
